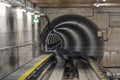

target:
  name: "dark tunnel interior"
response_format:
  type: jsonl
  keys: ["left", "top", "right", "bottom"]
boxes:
{"left": 41, "top": 15, "right": 104, "bottom": 62}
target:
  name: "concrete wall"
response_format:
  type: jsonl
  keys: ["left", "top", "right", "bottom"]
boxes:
{"left": 43, "top": 7, "right": 120, "bottom": 67}
{"left": 1, "top": 6, "right": 120, "bottom": 79}
{"left": 0, "top": 6, "right": 39, "bottom": 79}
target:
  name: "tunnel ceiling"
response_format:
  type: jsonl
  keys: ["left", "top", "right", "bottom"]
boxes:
{"left": 41, "top": 15, "right": 104, "bottom": 61}
{"left": 29, "top": 0, "right": 120, "bottom": 7}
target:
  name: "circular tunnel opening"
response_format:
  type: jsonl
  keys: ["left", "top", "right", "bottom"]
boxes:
{"left": 41, "top": 14, "right": 104, "bottom": 62}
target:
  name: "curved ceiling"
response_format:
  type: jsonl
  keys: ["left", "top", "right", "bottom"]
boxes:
{"left": 40, "top": 14, "right": 104, "bottom": 61}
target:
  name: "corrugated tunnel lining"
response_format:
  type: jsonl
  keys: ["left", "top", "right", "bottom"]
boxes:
{"left": 41, "top": 14, "right": 104, "bottom": 61}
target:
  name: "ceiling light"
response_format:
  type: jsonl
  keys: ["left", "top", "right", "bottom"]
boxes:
{"left": 27, "top": 12, "right": 31, "bottom": 16}
{"left": 27, "top": 12, "right": 35, "bottom": 16}
{"left": 31, "top": 13, "right": 35, "bottom": 15}
{"left": 96, "top": 4, "right": 100, "bottom": 7}
{"left": 40, "top": 13, "right": 45, "bottom": 16}
{"left": 0, "top": 2, "right": 11, "bottom": 7}
{"left": 102, "top": 0, "right": 106, "bottom": 2}
{"left": 17, "top": 8, "right": 26, "bottom": 12}
{"left": 94, "top": 3, "right": 100, "bottom": 7}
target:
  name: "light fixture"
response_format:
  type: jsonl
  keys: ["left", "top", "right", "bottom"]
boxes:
{"left": 102, "top": 0, "right": 106, "bottom": 2}
{"left": 16, "top": 8, "right": 26, "bottom": 12}
{"left": 31, "top": 13, "right": 34, "bottom": 15}
{"left": 94, "top": 0, "right": 101, "bottom": 7}
{"left": 27, "top": 12, "right": 31, "bottom": 16}
{"left": 26, "top": 12, "right": 35, "bottom": 16}
{"left": 94, "top": 3, "right": 100, "bottom": 7}
{"left": 40, "top": 13, "right": 45, "bottom": 16}
{"left": 94, "top": 0, "right": 106, "bottom": 7}
{"left": 0, "top": 2, "right": 11, "bottom": 7}
{"left": 96, "top": 4, "right": 100, "bottom": 7}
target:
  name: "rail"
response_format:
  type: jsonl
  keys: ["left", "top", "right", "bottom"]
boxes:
{"left": 88, "top": 58, "right": 108, "bottom": 80}
{"left": 18, "top": 53, "right": 56, "bottom": 80}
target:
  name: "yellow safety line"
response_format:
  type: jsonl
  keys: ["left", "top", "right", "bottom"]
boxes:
{"left": 89, "top": 59, "right": 107, "bottom": 80}
{"left": 18, "top": 54, "right": 53, "bottom": 80}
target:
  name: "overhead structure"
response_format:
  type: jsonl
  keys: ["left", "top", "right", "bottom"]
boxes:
{"left": 29, "top": 0, "right": 120, "bottom": 7}
{"left": 0, "top": 0, "right": 40, "bottom": 13}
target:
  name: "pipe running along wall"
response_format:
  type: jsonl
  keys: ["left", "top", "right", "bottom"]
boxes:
{"left": 41, "top": 15, "right": 104, "bottom": 61}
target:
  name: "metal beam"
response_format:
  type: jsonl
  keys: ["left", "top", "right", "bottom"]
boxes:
{"left": 36, "top": 3, "right": 93, "bottom": 8}
{"left": 30, "top": 0, "right": 96, "bottom": 4}
{"left": 36, "top": 3, "right": 120, "bottom": 8}
{"left": 29, "top": 0, "right": 120, "bottom": 8}
{"left": 30, "top": 0, "right": 120, "bottom": 4}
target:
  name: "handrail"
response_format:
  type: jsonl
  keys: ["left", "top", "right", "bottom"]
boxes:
{"left": 0, "top": 42, "right": 33, "bottom": 51}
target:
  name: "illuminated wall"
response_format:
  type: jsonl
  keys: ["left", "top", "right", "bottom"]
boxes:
{"left": 0, "top": 4, "right": 34, "bottom": 79}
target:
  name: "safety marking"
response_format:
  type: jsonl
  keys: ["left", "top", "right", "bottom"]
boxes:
{"left": 89, "top": 59, "right": 107, "bottom": 80}
{"left": 18, "top": 54, "right": 53, "bottom": 80}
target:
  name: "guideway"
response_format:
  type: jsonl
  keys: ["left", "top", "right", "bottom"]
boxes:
{"left": 3, "top": 52, "right": 114, "bottom": 80}
{"left": 3, "top": 52, "right": 56, "bottom": 80}
{"left": 3, "top": 14, "right": 115, "bottom": 80}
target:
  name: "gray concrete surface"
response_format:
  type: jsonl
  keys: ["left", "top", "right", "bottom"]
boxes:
{"left": 0, "top": 6, "right": 40, "bottom": 79}
{"left": 48, "top": 62, "right": 65, "bottom": 80}
{"left": 78, "top": 62, "right": 99, "bottom": 80}
{"left": 1, "top": 5, "right": 120, "bottom": 79}
{"left": 42, "top": 7, "right": 120, "bottom": 67}
{"left": 3, "top": 54, "right": 46, "bottom": 80}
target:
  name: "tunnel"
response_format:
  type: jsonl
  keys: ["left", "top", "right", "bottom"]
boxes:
{"left": 41, "top": 14, "right": 104, "bottom": 62}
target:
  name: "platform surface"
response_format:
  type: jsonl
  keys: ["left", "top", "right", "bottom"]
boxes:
{"left": 3, "top": 54, "right": 47, "bottom": 80}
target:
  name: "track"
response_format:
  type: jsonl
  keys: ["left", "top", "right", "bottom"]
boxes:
{"left": 78, "top": 61, "right": 99, "bottom": 80}
{"left": 3, "top": 53, "right": 111, "bottom": 80}
{"left": 16, "top": 53, "right": 109, "bottom": 80}
{"left": 48, "top": 62, "right": 65, "bottom": 80}
{"left": 39, "top": 59, "right": 104, "bottom": 80}
{"left": 39, "top": 14, "right": 106, "bottom": 79}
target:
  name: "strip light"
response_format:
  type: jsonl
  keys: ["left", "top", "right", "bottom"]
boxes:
{"left": 102, "top": 0, "right": 106, "bottom": 2}
{"left": 27, "top": 12, "right": 34, "bottom": 16}
{"left": 17, "top": 8, "right": 26, "bottom": 12}
{"left": 94, "top": 3, "right": 100, "bottom": 7}
{"left": 0, "top": 2, "right": 11, "bottom": 7}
